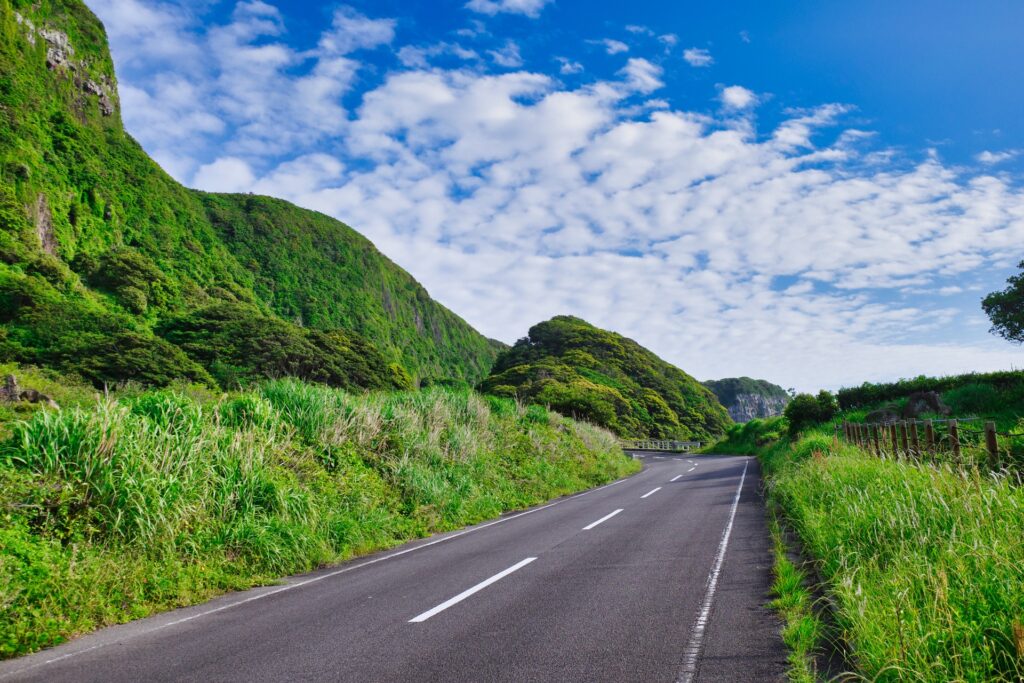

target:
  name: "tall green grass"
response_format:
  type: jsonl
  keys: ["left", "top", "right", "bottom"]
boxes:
{"left": 719, "top": 419, "right": 1024, "bottom": 681}
{"left": 0, "top": 379, "right": 637, "bottom": 658}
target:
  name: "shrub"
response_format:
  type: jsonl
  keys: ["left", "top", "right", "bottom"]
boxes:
{"left": 783, "top": 390, "right": 837, "bottom": 436}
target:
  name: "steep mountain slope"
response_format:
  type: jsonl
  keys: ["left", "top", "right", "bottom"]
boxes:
{"left": 0, "top": 0, "right": 500, "bottom": 388}
{"left": 705, "top": 377, "right": 790, "bottom": 422}
{"left": 479, "top": 316, "right": 732, "bottom": 440}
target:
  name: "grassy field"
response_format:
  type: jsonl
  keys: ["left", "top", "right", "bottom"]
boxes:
{"left": 0, "top": 373, "right": 638, "bottom": 658}
{"left": 710, "top": 417, "right": 1024, "bottom": 681}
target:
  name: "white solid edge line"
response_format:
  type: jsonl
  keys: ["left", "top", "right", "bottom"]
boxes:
{"left": 641, "top": 487, "right": 662, "bottom": 499}
{"left": 582, "top": 508, "right": 623, "bottom": 530}
{"left": 676, "top": 459, "right": 749, "bottom": 683}
{"left": 670, "top": 474, "right": 683, "bottom": 482}
{"left": 1, "top": 473, "right": 638, "bottom": 680}
{"left": 408, "top": 557, "right": 536, "bottom": 623}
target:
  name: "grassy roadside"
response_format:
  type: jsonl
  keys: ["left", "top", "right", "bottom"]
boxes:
{"left": 0, "top": 374, "right": 639, "bottom": 659}
{"left": 709, "top": 417, "right": 1024, "bottom": 681}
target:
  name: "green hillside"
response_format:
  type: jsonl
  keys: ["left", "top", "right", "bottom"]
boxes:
{"left": 0, "top": 0, "right": 500, "bottom": 389}
{"left": 479, "top": 315, "right": 731, "bottom": 440}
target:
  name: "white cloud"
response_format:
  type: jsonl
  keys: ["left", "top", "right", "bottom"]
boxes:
{"left": 619, "top": 58, "right": 663, "bottom": 94}
{"left": 192, "top": 156, "right": 255, "bottom": 192}
{"left": 976, "top": 149, "right": 1018, "bottom": 164}
{"left": 720, "top": 84, "right": 757, "bottom": 109}
{"left": 556, "top": 56, "right": 583, "bottom": 75}
{"left": 683, "top": 47, "right": 713, "bottom": 67}
{"left": 595, "top": 39, "right": 629, "bottom": 55}
{"left": 488, "top": 40, "right": 524, "bottom": 67}
{"left": 318, "top": 6, "right": 396, "bottom": 55}
{"left": 398, "top": 43, "right": 479, "bottom": 68}
{"left": 465, "top": 0, "right": 552, "bottom": 17}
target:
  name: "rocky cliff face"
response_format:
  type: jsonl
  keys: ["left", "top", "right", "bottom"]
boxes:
{"left": 726, "top": 393, "right": 789, "bottom": 422}
{"left": 704, "top": 377, "right": 790, "bottom": 423}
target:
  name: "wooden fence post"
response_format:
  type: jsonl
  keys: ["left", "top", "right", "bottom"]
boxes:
{"left": 909, "top": 421, "right": 920, "bottom": 459}
{"left": 859, "top": 424, "right": 867, "bottom": 448}
{"left": 984, "top": 421, "right": 999, "bottom": 466}
{"left": 872, "top": 424, "right": 881, "bottom": 456}
{"left": 924, "top": 420, "right": 935, "bottom": 454}
{"left": 949, "top": 420, "right": 961, "bottom": 460}
{"left": 888, "top": 422, "right": 898, "bottom": 457}
{"left": 899, "top": 422, "right": 909, "bottom": 457}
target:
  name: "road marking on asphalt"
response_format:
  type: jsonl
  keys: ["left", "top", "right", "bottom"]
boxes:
{"left": 687, "top": 466, "right": 695, "bottom": 472}
{"left": 677, "top": 459, "right": 749, "bottom": 683}
{"left": 409, "top": 557, "right": 536, "bottom": 623}
{"left": 582, "top": 508, "right": 623, "bottom": 530}
{"left": 0, "top": 471, "right": 641, "bottom": 681}
{"left": 641, "top": 487, "right": 662, "bottom": 498}
{"left": 670, "top": 474, "right": 683, "bottom": 482}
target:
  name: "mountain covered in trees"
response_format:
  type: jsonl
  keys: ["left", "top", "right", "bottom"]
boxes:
{"left": 704, "top": 377, "right": 790, "bottom": 422}
{"left": 479, "top": 316, "right": 732, "bottom": 440}
{"left": 0, "top": 0, "right": 501, "bottom": 390}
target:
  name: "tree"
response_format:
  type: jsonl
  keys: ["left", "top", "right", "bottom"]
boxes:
{"left": 983, "top": 261, "right": 1024, "bottom": 343}
{"left": 784, "top": 390, "right": 838, "bottom": 436}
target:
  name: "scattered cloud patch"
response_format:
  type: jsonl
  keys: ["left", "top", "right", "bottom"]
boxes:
{"left": 488, "top": 40, "right": 524, "bottom": 67}
{"left": 599, "top": 38, "right": 629, "bottom": 55}
{"left": 976, "top": 149, "right": 1019, "bottom": 164}
{"left": 683, "top": 47, "right": 713, "bottom": 67}
{"left": 192, "top": 156, "right": 255, "bottom": 192}
{"left": 318, "top": 6, "right": 395, "bottom": 55}
{"left": 720, "top": 84, "right": 757, "bottom": 109}
{"left": 619, "top": 58, "right": 664, "bottom": 93}
{"left": 556, "top": 56, "right": 583, "bottom": 74}
{"left": 465, "top": 0, "right": 552, "bottom": 18}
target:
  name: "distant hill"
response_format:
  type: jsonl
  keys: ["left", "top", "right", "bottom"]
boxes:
{"left": 479, "top": 316, "right": 732, "bottom": 440}
{"left": 704, "top": 377, "right": 790, "bottom": 422}
{"left": 0, "top": 0, "right": 500, "bottom": 389}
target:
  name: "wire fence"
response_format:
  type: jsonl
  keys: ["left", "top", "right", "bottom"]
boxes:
{"left": 835, "top": 417, "right": 1024, "bottom": 471}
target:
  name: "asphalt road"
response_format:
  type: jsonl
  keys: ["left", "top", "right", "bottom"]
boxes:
{"left": 0, "top": 454, "right": 786, "bottom": 682}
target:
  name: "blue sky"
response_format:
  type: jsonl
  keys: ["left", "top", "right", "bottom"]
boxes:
{"left": 87, "top": 0, "right": 1024, "bottom": 391}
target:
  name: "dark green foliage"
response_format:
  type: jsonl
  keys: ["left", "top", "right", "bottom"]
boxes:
{"left": 704, "top": 376, "right": 790, "bottom": 407}
{"left": 783, "top": 390, "right": 837, "bottom": 436}
{"left": 157, "top": 302, "right": 408, "bottom": 391}
{"left": 983, "top": 260, "right": 1024, "bottom": 343}
{"left": 479, "top": 316, "right": 731, "bottom": 440}
{"left": 0, "top": 0, "right": 499, "bottom": 390}
{"left": 836, "top": 370, "right": 1024, "bottom": 410}
{"left": 199, "top": 194, "right": 500, "bottom": 385}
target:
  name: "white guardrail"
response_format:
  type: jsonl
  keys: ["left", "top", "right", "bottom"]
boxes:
{"left": 621, "top": 440, "right": 702, "bottom": 452}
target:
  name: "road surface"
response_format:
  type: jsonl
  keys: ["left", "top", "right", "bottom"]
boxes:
{"left": 0, "top": 454, "right": 786, "bottom": 682}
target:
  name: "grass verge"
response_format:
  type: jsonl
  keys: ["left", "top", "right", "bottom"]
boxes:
{"left": 0, "top": 376, "right": 639, "bottom": 658}
{"left": 711, "top": 418, "right": 1024, "bottom": 682}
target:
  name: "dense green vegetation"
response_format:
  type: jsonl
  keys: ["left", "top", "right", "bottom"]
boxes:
{"left": 704, "top": 376, "right": 790, "bottom": 408}
{"left": 479, "top": 316, "right": 731, "bottom": 440}
{"left": 0, "top": 371, "right": 637, "bottom": 658}
{"left": 0, "top": 0, "right": 499, "bottom": 389}
{"left": 710, "top": 382, "right": 1024, "bottom": 681}
{"left": 836, "top": 370, "right": 1024, "bottom": 411}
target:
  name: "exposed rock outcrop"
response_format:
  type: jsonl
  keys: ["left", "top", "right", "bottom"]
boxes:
{"left": 726, "top": 393, "right": 790, "bottom": 422}
{"left": 705, "top": 377, "right": 791, "bottom": 423}
{"left": 901, "top": 391, "right": 951, "bottom": 419}
{"left": 16, "top": 12, "right": 117, "bottom": 117}
{"left": 1, "top": 375, "right": 60, "bottom": 410}
{"left": 34, "top": 194, "right": 56, "bottom": 255}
